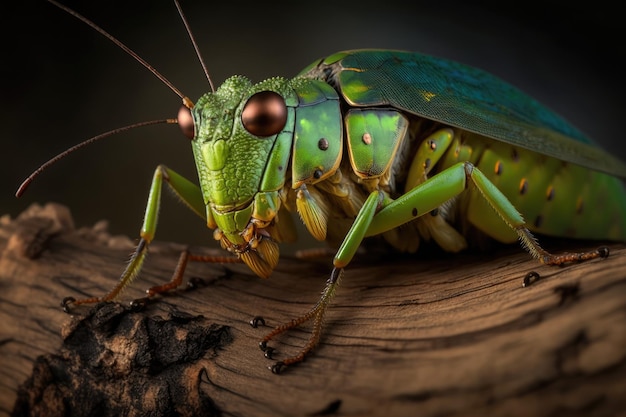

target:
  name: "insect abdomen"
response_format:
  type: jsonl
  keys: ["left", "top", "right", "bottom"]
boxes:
{"left": 440, "top": 132, "right": 626, "bottom": 243}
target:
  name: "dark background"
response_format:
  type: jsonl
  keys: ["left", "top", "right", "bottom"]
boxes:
{"left": 2, "top": 1, "right": 624, "bottom": 250}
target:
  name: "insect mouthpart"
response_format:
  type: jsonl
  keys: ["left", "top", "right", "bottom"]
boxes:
{"left": 210, "top": 197, "right": 281, "bottom": 279}
{"left": 214, "top": 222, "right": 279, "bottom": 278}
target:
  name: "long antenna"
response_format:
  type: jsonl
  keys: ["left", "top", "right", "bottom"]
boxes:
{"left": 46, "top": 0, "right": 189, "bottom": 102}
{"left": 16, "top": 1, "right": 206, "bottom": 197}
{"left": 173, "top": 0, "right": 215, "bottom": 93}
{"left": 16, "top": 119, "right": 178, "bottom": 197}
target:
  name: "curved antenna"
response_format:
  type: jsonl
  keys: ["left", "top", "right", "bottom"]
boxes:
{"left": 46, "top": 0, "right": 190, "bottom": 103}
{"left": 16, "top": 119, "right": 178, "bottom": 197}
{"left": 173, "top": 0, "right": 215, "bottom": 93}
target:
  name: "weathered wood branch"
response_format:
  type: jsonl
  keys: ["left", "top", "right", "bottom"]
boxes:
{"left": 1, "top": 203, "right": 625, "bottom": 417}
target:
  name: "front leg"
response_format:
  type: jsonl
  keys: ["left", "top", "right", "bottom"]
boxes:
{"left": 63, "top": 164, "right": 240, "bottom": 311}
{"left": 258, "top": 190, "right": 384, "bottom": 373}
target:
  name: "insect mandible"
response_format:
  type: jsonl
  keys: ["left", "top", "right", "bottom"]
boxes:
{"left": 17, "top": 0, "right": 626, "bottom": 374}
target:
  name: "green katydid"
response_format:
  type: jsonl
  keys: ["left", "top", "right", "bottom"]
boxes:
{"left": 17, "top": 0, "right": 626, "bottom": 374}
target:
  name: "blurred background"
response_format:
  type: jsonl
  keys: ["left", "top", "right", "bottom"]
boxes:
{"left": 2, "top": 0, "right": 624, "bottom": 250}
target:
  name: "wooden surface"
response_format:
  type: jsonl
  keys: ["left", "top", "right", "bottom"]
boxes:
{"left": 1, "top": 203, "right": 625, "bottom": 417}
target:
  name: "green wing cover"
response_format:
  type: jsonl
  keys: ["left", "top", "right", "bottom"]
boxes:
{"left": 302, "top": 50, "right": 626, "bottom": 178}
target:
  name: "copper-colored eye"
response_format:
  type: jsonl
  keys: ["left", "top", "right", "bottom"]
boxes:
{"left": 241, "top": 91, "right": 287, "bottom": 137}
{"left": 177, "top": 105, "right": 195, "bottom": 139}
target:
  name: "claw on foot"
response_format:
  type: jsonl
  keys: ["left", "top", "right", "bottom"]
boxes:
{"left": 61, "top": 296, "right": 100, "bottom": 313}
{"left": 263, "top": 347, "right": 275, "bottom": 359}
{"left": 61, "top": 296, "right": 76, "bottom": 313}
{"left": 597, "top": 246, "right": 610, "bottom": 258}
{"left": 270, "top": 361, "right": 286, "bottom": 374}
{"left": 258, "top": 268, "right": 344, "bottom": 373}
{"left": 543, "top": 245, "right": 611, "bottom": 266}
{"left": 524, "top": 245, "right": 611, "bottom": 287}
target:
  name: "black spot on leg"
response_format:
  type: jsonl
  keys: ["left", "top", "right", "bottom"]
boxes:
{"left": 534, "top": 215, "right": 543, "bottom": 229}
{"left": 412, "top": 208, "right": 418, "bottom": 217}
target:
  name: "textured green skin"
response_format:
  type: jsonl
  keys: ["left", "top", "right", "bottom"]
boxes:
{"left": 345, "top": 109, "right": 408, "bottom": 178}
{"left": 192, "top": 76, "right": 294, "bottom": 209}
{"left": 190, "top": 75, "right": 345, "bottom": 246}
{"left": 186, "top": 48, "right": 626, "bottom": 269}
{"left": 300, "top": 49, "right": 626, "bottom": 242}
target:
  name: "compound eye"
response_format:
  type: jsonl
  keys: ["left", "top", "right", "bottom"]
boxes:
{"left": 177, "top": 105, "right": 195, "bottom": 139}
{"left": 241, "top": 91, "right": 287, "bottom": 137}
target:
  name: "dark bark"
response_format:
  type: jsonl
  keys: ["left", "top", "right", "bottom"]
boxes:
{"left": 1, "top": 203, "right": 625, "bottom": 417}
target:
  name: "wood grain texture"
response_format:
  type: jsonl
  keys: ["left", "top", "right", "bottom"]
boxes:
{"left": 1, "top": 203, "right": 625, "bottom": 417}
